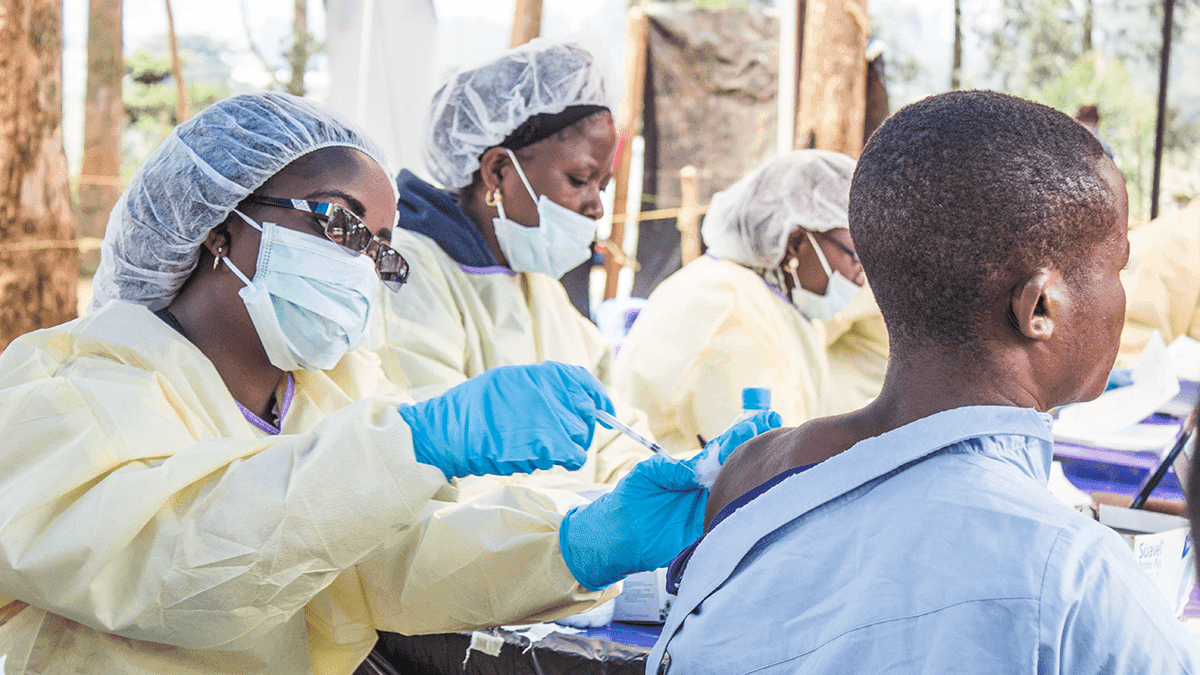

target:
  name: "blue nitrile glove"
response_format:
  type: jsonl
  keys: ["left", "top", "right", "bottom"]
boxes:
{"left": 398, "top": 362, "right": 615, "bottom": 480}
{"left": 559, "top": 410, "right": 781, "bottom": 590}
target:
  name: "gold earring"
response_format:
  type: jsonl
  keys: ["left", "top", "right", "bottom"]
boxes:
{"left": 485, "top": 188, "right": 503, "bottom": 207}
{"left": 213, "top": 246, "right": 224, "bottom": 270}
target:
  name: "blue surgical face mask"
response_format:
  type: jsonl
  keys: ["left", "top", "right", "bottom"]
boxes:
{"left": 224, "top": 210, "right": 379, "bottom": 371}
{"left": 491, "top": 148, "right": 597, "bottom": 278}
{"left": 789, "top": 231, "right": 860, "bottom": 321}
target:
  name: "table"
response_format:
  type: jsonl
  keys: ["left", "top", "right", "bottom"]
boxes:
{"left": 1053, "top": 414, "right": 1200, "bottom": 617}
{"left": 369, "top": 622, "right": 659, "bottom": 674}
{"left": 1054, "top": 413, "right": 1186, "bottom": 501}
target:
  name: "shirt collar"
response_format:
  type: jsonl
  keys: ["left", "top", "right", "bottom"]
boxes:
{"left": 660, "top": 405, "right": 1053, "bottom": 649}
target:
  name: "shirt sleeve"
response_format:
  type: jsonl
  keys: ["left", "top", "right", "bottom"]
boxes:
{"left": 1038, "top": 520, "right": 1200, "bottom": 674}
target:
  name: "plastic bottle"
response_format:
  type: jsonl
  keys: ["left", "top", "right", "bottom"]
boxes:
{"left": 696, "top": 387, "right": 774, "bottom": 489}
{"left": 729, "top": 387, "right": 772, "bottom": 427}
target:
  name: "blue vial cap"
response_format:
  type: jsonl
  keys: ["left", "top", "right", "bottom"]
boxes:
{"left": 742, "top": 387, "right": 771, "bottom": 410}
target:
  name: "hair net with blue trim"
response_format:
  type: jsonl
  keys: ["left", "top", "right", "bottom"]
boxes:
{"left": 89, "top": 91, "right": 393, "bottom": 313}
{"left": 701, "top": 149, "right": 856, "bottom": 270}
{"left": 424, "top": 38, "right": 613, "bottom": 190}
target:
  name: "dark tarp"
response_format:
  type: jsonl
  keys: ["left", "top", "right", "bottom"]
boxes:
{"left": 633, "top": 6, "right": 780, "bottom": 298}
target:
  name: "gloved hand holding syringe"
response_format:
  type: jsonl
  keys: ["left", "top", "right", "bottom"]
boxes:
{"left": 594, "top": 409, "right": 693, "bottom": 472}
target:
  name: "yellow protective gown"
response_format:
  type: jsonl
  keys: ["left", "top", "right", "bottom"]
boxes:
{"left": 824, "top": 283, "right": 890, "bottom": 414}
{"left": 1118, "top": 201, "right": 1200, "bottom": 367}
{"left": 374, "top": 229, "right": 653, "bottom": 493}
{"left": 0, "top": 303, "right": 614, "bottom": 675}
{"left": 611, "top": 256, "right": 832, "bottom": 456}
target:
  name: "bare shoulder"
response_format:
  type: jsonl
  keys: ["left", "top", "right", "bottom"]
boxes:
{"left": 704, "top": 413, "right": 868, "bottom": 526}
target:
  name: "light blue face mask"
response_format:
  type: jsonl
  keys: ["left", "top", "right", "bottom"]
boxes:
{"left": 789, "top": 230, "right": 861, "bottom": 321}
{"left": 224, "top": 210, "right": 379, "bottom": 371}
{"left": 491, "top": 148, "right": 597, "bottom": 278}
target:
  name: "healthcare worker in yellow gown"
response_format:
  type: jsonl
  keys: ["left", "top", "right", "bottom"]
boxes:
{"left": 0, "top": 92, "right": 776, "bottom": 675}
{"left": 825, "top": 282, "right": 890, "bottom": 414}
{"left": 1116, "top": 198, "right": 1200, "bottom": 366}
{"left": 613, "top": 150, "right": 873, "bottom": 455}
{"left": 374, "top": 39, "right": 656, "bottom": 488}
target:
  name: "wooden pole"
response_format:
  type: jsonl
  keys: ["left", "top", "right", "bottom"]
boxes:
{"left": 951, "top": 0, "right": 962, "bottom": 90}
{"left": 677, "top": 166, "right": 701, "bottom": 265}
{"left": 510, "top": 0, "right": 543, "bottom": 48}
{"left": 286, "top": 0, "right": 310, "bottom": 96}
{"left": 80, "top": 0, "right": 124, "bottom": 245}
{"left": 1083, "top": 0, "right": 1093, "bottom": 53}
{"left": 795, "top": 0, "right": 869, "bottom": 156}
{"left": 603, "top": 5, "right": 649, "bottom": 300}
{"left": 777, "top": 0, "right": 803, "bottom": 154}
{"left": 1150, "top": 0, "right": 1175, "bottom": 220}
{"left": 0, "top": 0, "right": 79, "bottom": 348}
{"left": 165, "top": 0, "right": 189, "bottom": 123}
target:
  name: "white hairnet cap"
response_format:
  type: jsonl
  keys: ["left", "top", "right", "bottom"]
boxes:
{"left": 424, "top": 38, "right": 613, "bottom": 189}
{"left": 90, "top": 91, "right": 392, "bottom": 313}
{"left": 701, "top": 149, "right": 856, "bottom": 269}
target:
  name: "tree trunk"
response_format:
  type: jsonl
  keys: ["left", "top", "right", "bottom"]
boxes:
{"left": 286, "top": 0, "right": 309, "bottom": 96}
{"left": 795, "top": 0, "right": 869, "bottom": 157}
{"left": 79, "top": 0, "right": 122, "bottom": 248}
{"left": 951, "top": 0, "right": 962, "bottom": 89}
{"left": 778, "top": 0, "right": 804, "bottom": 153}
{"left": 0, "top": 0, "right": 79, "bottom": 350}
{"left": 164, "top": 0, "right": 188, "bottom": 122}
{"left": 1082, "top": 0, "right": 1093, "bottom": 53}
{"left": 602, "top": 4, "right": 648, "bottom": 300}
{"left": 509, "top": 0, "right": 542, "bottom": 48}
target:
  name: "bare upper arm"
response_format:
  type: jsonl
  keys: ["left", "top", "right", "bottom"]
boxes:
{"left": 704, "top": 414, "right": 872, "bottom": 527}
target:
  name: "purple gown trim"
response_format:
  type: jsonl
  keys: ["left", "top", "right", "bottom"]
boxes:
{"left": 236, "top": 373, "right": 295, "bottom": 436}
{"left": 459, "top": 263, "right": 518, "bottom": 277}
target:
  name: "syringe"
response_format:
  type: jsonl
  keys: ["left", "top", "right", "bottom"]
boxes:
{"left": 594, "top": 409, "right": 682, "bottom": 464}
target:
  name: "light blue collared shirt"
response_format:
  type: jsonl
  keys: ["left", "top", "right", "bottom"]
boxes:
{"left": 649, "top": 406, "right": 1200, "bottom": 674}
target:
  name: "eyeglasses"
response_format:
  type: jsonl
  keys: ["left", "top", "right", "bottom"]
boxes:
{"left": 816, "top": 231, "right": 860, "bottom": 266}
{"left": 244, "top": 195, "right": 408, "bottom": 291}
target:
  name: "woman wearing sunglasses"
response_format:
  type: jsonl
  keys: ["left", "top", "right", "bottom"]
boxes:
{"left": 0, "top": 92, "right": 776, "bottom": 674}
{"left": 613, "top": 150, "right": 878, "bottom": 455}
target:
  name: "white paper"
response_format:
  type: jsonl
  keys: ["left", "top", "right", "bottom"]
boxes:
{"left": 499, "top": 622, "right": 584, "bottom": 653}
{"left": 1054, "top": 331, "right": 1180, "bottom": 450}
{"left": 1048, "top": 461, "right": 1093, "bottom": 508}
{"left": 462, "top": 630, "right": 505, "bottom": 668}
{"left": 1167, "top": 334, "right": 1200, "bottom": 382}
{"left": 1052, "top": 423, "right": 1180, "bottom": 453}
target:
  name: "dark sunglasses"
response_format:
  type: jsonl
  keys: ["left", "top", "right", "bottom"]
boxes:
{"left": 244, "top": 195, "right": 408, "bottom": 291}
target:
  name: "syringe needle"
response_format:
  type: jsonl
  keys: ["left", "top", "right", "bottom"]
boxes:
{"left": 594, "top": 410, "right": 692, "bottom": 474}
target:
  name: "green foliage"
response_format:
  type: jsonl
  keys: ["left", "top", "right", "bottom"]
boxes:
{"left": 979, "top": 0, "right": 1084, "bottom": 91}
{"left": 122, "top": 36, "right": 232, "bottom": 176}
{"left": 978, "top": 0, "right": 1200, "bottom": 219}
{"left": 1029, "top": 52, "right": 1200, "bottom": 219}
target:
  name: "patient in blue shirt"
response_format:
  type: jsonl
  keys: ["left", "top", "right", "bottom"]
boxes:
{"left": 652, "top": 91, "right": 1200, "bottom": 674}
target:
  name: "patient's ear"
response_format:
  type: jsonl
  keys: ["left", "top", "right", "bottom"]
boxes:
{"left": 1010, "top": 269, "right": 1066, "bottom": 340}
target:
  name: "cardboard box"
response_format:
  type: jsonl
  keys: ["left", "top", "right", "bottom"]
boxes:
{"left": 1099, "top": 504, "right": 1195, "bottom": 616}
